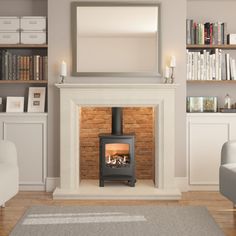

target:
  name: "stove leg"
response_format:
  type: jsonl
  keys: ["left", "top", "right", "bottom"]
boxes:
{"left": 128, "top": 179, "right": 135, "bottom": 187}
{"left": 99, "top": 179, "right": 104, "bottom": 187}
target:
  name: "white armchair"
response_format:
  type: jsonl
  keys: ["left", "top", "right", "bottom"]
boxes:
{"left": 219, "top": 140, "right": 236, "bottom": 206}
{"left": 0, "top": 140, "right": 19, "bottom": 207}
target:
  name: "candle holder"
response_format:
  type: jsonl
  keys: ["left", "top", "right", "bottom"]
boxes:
{"left": 170, "top": 67, "right": 175, "bottom": 84}
{"left": 164, "top": 76, "right": 169, "bottom": 83}
{"left": 60, "top": 75, "right": 65, "bottom": 84}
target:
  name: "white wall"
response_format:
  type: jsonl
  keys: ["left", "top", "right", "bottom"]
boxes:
{"left": 0, "top": 0, "right": 47, "bottom": 16}
{"left": 48, "top": 0, "right": 187, "bottom": 177}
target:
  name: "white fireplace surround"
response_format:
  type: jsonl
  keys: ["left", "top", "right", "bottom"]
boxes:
{"left": 54, "top": 83, "right": 181, "bottom": 199}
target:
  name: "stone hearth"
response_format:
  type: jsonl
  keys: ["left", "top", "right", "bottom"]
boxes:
{"left": 54, "top": 83, "right": 181, "bottom": 200}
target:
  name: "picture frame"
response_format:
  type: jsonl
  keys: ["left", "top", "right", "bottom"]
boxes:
{"left": 27, "top": 87, "right": 46, "bottom": 112}
{"left": 6, "top": 96, "right": 24, "bottom": 112}
{"left": 187, "top": 97, "right": 203, "bottom": 112}
{"left": 187, "top": 96, "right": 218, "bottom": 113}
{"left": 203, "top": 96, "right": 218, "bottom": 112}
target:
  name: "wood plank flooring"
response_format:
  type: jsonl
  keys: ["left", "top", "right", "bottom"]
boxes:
{"left": 0, "top": 191, "right": 235, "bottom": 236}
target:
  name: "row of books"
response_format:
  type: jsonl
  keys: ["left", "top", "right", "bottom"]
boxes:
{"left": 0, "top": 50, "right": 48, "bottom": 81}
{"left": 186, "top": 19, "right": 227, "bottom": 45}
{"left": 186, "top": 49, "right": 236, "bottom": 81}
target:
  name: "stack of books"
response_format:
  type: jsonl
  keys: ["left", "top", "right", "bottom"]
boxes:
{"left": 0, "top": 50, "right": 48, "bottom": 81}
{"left": 186, "top": 49, "right": 236, "bottom": 81}
{"left": 186, "top": 19, "right": 227, "bottom": 45}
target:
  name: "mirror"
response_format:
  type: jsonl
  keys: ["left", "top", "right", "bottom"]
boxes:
{"left": 71, "top": 1, "right": 161, "bottom": 77}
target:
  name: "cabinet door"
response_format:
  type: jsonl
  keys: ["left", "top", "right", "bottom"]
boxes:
{"left": 3, "top": 122, "right": 45, "bottom": 187}
{"left": 189, "top": 123, "right": 229, "bottom": 185}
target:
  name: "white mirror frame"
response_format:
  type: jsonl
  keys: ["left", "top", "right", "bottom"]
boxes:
{"left": 71, "top": 1, "right": 162, "bottom": 77}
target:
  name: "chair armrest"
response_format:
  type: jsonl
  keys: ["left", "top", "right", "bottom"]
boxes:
{"left": 0, "top": 140, "right": 18, "bottom": 165}
{"left": 221, "top": 140, "right": 236, "bottom": 165}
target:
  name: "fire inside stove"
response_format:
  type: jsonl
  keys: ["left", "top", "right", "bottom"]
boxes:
{"left": 105, "top": 143, "right": 130, "bottom": 168}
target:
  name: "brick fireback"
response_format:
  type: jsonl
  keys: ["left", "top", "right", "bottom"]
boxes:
{"left": 80, "top": 107, "right": 155, "bottom": 179}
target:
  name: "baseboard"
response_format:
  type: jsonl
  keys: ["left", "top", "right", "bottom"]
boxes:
{"left": 188, "top": 185, "right": 219, "bottom": 191}
{"left": 19, "top": 185, "right": 45, "bottom": 191}
{"left": 46, "top": 177, "right": 60, "bottom": 192}
{"left": 175, "top": 177, "right": 189, "bottom": 192}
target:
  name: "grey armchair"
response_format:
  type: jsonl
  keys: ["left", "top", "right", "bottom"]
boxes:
{"left": 219, "top": 140, "right": 236, "bottom": 206}
{"left": 0, "top": 140, "right": 19, "bottom": 207}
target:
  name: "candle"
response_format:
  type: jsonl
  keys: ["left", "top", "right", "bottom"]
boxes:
{"left": 170, "top": 56, "right": 176, "bottom": 68}
{"left": 61, "top": 61, "right": 67, "bottom": 76}
{"left": 165, "top": 66, "right": 170, "bottom": 78}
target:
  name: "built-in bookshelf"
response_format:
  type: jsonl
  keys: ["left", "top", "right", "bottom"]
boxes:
{"left": 0, "top": 0, "right": 48, "bottom": 191}
{"left": 0, "top": 0, "right": 48, "bottom": 113}
{"left": 0, "top": 49, "right": 48, "bottom": 81}
{"left": 0, "top": 45, "right": 48, "bottom": 112}
{"left": 186, "top": 48, "right": 236, "bottom": 81}
{"left": 186, "top": 1, "right": 236, "bottom": 111}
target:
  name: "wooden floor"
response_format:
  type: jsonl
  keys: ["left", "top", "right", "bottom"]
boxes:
{"left": 0, "top": 191, "right": 235, "bottom": 236}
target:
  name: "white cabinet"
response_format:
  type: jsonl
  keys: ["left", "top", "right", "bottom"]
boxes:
{"left": 187, "top": 113, "right": 236, "bottom": 189}
{"left": 0, "top": 113, "right": 47, "bottom": 190}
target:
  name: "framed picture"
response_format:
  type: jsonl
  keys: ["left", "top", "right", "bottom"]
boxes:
{"left": 27, "top": 87, "right": 46, "bottom": 112}
{"left": 187, "top": 96, "right": 218, "bottom": 113}
{"left": 6, "top": 96, "right": 24, "bottom": 112}
{"left": 187, "top": 97, "right": 203, "bottom": 112}
{"left": 203, "top": 96, "right": 217, "bottom": 112}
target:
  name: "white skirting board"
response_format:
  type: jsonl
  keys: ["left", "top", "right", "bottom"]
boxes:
{"left": 19, "top": 185, "right": 46, "bottom": 191}
{"left": 46, "top": 177, "right": 60, "bottom": 192}
{"left": 174, "top": 177, "right": 189, "bottom": 192}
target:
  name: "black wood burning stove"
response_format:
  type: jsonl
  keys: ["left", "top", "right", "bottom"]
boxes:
{"left": 99, "top": 108, "right": 136, "bottom": 187}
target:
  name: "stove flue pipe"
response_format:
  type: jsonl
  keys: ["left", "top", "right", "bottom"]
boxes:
{"left": 111, "top": 107, "right": 123, "bottom": 135}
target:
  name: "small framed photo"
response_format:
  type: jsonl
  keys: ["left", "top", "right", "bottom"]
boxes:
{"left": 187, "top": 97, "right": 203, "bottom": 112}
{"left": 27, "top": 87, "right": 46, "bottom": 112}
{"left": 6, "top": 96, "right": 24, "bottom": 112}
{"left": 203, "top": 96, "right": 217, "bottom": 112}
{"left": 187, "top": 96, "right": 218, "bottom": 113}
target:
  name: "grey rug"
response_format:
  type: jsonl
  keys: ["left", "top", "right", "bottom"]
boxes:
{"left": 10, "top": 205, "right": 224, "bottom": 236}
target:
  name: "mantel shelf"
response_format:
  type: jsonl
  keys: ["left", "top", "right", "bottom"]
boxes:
{"left": 187, "top": 44, "right": 236, "bottom": 49}
{"left": 0, "top": 80, "right": 48, "bottom": 84}
{"left": 187, "top": 80, "right": 236, "bottom": 84}
{"left": 0, "top": 44, "right": 48, "bottom": 49}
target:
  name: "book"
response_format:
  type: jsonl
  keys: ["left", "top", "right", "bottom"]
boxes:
{"left": 186, "top": 19, "right": 192, "bottom": 45}
{"left": 43, "top": 56, "right": 48, "bottom": 81}
{"left": 230, "top": 58, "right": 236, "bottom": 80}
{"left": 34, "top": 55, "right": 40, "bottom": 80}
{"left": 226, "top": 53, "right": 230, "bottom": 80}
{"left": 187, "top": 19, "right": 227, "bottom": 45}
{"left": 204, "top": 22, "right": 211, "bottom": 44}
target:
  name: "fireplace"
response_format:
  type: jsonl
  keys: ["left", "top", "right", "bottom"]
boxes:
{"left": 99, "top": 134, "right": 135, "bottom": 187}
{"left": 99, "top": 107, "right": 135, "bottom": 187}
{"left": 54, "top": 83, "right": 181, "bottom": 200}
{"left": 99, "top": 108, "right": 136, "bottom": 186}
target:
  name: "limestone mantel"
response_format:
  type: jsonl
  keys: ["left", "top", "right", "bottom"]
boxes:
{"left": 54, "top": 83, "right": 181, "bottom": 200}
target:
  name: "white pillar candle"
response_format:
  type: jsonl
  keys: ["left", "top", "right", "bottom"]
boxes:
{"left": 170, "top": 56, "right": 176, "bottom": 68}
{"left": 61, "top": 61, "right": 67, "bottom": 76}
{"left": 165, "top": 66, "right": 170, "bottom": 78}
